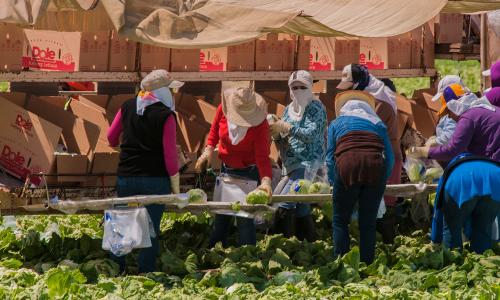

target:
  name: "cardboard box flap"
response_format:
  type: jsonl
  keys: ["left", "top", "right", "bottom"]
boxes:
{"left": 27, "top": 96, "right": 100, "bottom": 157}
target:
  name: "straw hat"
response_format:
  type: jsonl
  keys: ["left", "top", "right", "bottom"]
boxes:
{"left": 140, "top": 69, "right": 184, "bottom": 91}
{"left": 335, "top": 90, "right": 376, "bottom": 117}
{"left": 222, "top": 87, "right": 267, "bottom": 127}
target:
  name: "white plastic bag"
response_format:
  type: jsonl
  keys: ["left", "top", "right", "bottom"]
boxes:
{"left": 102, "top": 207, "right": 154, "bottom": 257}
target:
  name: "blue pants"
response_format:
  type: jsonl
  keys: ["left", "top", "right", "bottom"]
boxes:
{"left": 332, "top": 173, "right": 385, "bottom": 264}
{"left": 442, "top": 194, "right": 500, "bottom": 253}
{"left": 278, "top": 168, "right": 312, "bottom": 218}
{"left": 209, "top": 165, "right": 259, "bottom": 247}
{"left": 112, "top": 176, "right": 170, "bottom": 273}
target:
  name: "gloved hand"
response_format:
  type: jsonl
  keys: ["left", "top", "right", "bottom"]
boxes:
{"left": 270, "top": 120, "right": 291, "bottom": 138}
{"left": 194, "top": 146, "right": 214, "bottom": 173}
{"left": 425, "top": 136, "right": 438, "bottom": 147}
{"left": 406, "top": 146, "right": 430, "bottom": 158}
{"left": 170, "top": 173, "right": 180, "bottom": 194}
{"left": 254, "top": 177, "right": 273, "bottom": 203}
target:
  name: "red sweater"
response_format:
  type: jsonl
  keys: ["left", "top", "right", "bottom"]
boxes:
{"left": 207, "top": 105, "right": 272, "bottom": 179}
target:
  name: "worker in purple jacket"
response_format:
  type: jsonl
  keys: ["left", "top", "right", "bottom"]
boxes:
{"left": 484, "top": 61, "right": 500, "bottom": 107}
{"left": 408, "top": 85, "right": 500, "bottom": 162}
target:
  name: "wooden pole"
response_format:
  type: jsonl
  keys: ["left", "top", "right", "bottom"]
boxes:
{"left": 480, "top": 13, "right": 488, "bottom": 91}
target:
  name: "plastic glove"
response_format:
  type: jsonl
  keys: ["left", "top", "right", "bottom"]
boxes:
{"left": 270, "top": 120, "right": 291, "bottom": 137}
{"left": 194, "top": 146, "right": 214, "bottom": 173}
{"left": 406, "top": 146, "right": 430, "bottom": 158}
{"left": 425, "top": 136, "right": 438, "bottom": 147}
{"left": 254, "top": 177, "right": 272, "bottom": 203}
{"left": 170, "top": 173, "right": 180, "bottom": 194}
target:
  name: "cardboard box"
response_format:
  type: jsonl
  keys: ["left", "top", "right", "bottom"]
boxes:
{"left": 0, "top": 97, "right": 62, "bottom": 184}
{"left": 177, "top": 94, "right": 217, "bottom": 127}
{"left": 387, "top": 35, "right": 411, "bottom": 69}
{"left": 435, "top": 13, "right": 463, "bottom": 44}
{"left": 68, "top": 97, "right": 110, "bottom": 142}
{"left": 0, "top": 92, "right": 28, "bottom": 108}
{"left": 413, "top": 88, "right": 441, "bottom": 112}
{"left": 109, "top": 31, "right": 137, "bottom": 71}
{"left": 140, "top": 44, "right": 171, "bottom": 72}
{"left": 488, "top": 16, "right": 500, "bottom": 68}
{"left": 81, "top": 95, "right": 109, "bottom": 110}
{"left": 256, "top": 33, "right": 295, "bottom": 71}
{"left": 171, "top": 49, "right": 200, "bottom": 71}
{"left": 360, "top": 37, "right": 411, "bottom": 70}
{"left": 106, "top": 94, "right": 134, "bottom": 121}
{"left": 309, "top": 37, "right": 360, "bottom": 71}
{"left": 411, "top": 20, "right": 435, "bottom": 68}
{"left": 27, "top": 96, "right": 101, "bottom": 182}
{"left": 227, "top": 41, "right": 255, "bottom": 71}
{"left": 80, "top": 31, "right": 110, "bottom": 71}
{"left": 176, "top": 111, "right": 209, "bottom": 154}
{"left": 86, "top": 141, "right": 119, "bottom": 187}
{"left": 360, "top": 38, "right": 388, "bottom": 69}
{"left": 397, "top": 112, "right": 410, "bottom": 139}
{"left": 200, "top": 48, "right": 227, "bottom": 72}
{"left": 0, "top": 23, "right": 24, "bottom": 71}
{"left": 296, "top": 36, "right": 311, "bottom": 70}
{"left": 22, "top": 29, "right": 82, "bottom": 71}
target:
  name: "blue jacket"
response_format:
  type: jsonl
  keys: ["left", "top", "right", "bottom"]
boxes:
{"left": 326, "top": 116, "right": 395, "bottom": 184}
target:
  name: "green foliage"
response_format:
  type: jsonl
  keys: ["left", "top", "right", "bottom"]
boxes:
{"left": 246, "top": 190, "right": 269, "bottom": 204}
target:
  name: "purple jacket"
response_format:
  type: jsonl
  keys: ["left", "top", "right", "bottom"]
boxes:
{"left": 486, "top": 87, "right": 500, "bottom": 107}
{"left": 429, "top": 107, "right": 500, "bottom": 162}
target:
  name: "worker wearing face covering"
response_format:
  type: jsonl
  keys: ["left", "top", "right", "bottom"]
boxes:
{"left": 337, "top": 64, "right": 400, "bottom": 244}
{"left": 106, "top": 69, "right": 183, "bottom": 273}
{"left": 271, "top": 70, "right": 327, "bottom": 242}
{"left": 408, "top": 84, "right": 500, "bottom": 162}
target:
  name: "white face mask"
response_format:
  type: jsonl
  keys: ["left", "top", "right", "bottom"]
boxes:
{"left": 289, "top": 86, "right": 313, "bottom": 121}
{"left": 447, "top": 94, "right": 496, "bottom": 116}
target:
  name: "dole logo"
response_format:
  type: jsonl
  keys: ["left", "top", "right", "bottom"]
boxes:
{"left": 15, "top": 114, "right": 33, "bottom": 131}
{"left": 31, "top": 46, "right": 56, "bottom": 60}
{"left": 1, "top": 145, "right": 25, "bottom": 166}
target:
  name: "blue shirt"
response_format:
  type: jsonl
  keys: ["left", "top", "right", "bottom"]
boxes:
{"left": 326, "top": 115, "right": 394, "bottom": 184}
{"left": 277, "top": 101, "right": 327, "bottom": 175}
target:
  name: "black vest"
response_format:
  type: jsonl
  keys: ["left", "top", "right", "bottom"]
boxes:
{"left": 117, "top": 99, "right": 174, "bottom": 177}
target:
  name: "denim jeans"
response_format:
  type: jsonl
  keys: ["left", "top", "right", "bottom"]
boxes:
{"left": 442, "top": 194, "right": 500, "bottom": 253}
{"left": 112, "top": 176, "right": 170, "bottom": 273}
{"left": 332, "top": 172, "right": 385, "bottom": 264}
{"left": 208, "top": 165, "right": 259, "bottom": 247}
{"left": 278, "top": 168, "right": 312, "bottom": 218}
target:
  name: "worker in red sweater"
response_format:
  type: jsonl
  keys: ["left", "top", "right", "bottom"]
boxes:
{"left": 195, "top": 87, "right": 273, "bottom": 247}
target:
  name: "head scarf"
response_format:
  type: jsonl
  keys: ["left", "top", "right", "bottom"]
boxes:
{"left": 339, "top": 100, "right": 382, "bottom": 125}
{"left": 351, "top": 64, "right": 370, "bottom": 91}
{"left": 288, "top": 70, "right": 315, "bottom": 121}
{"left": 447, "top": 93, "right": 496, "bottom": 116}
{"left": 136, "top": 87, "right": 174, "bottom": 115}
{"left": 485, "top": 87, "right": 500, "bottom": 107}
{"left": 227, "top": 120, "right": 249, "bottom": 145}
{"left": 363, "top": 75, "right": 397, "bottom": 113}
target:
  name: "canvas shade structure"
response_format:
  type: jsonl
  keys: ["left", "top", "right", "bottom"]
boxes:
{"left": 1, "top": 0, "right": 500, "bottom": 48}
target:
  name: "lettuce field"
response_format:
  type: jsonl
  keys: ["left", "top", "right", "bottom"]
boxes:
{"left": 0, "top": 210, "right": 498, "bottom": 300}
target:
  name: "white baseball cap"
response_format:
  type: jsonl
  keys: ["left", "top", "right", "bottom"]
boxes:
{"left": 288, "top": 70, "right": 313, "bottom": 88}
{"left": 431, "top": 75, "right": 467, "bottom": 102}
{"left": 336, "top": 65, "right": 354, "bottom": 90}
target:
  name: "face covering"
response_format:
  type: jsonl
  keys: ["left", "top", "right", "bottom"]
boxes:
{"left": 288, "top": 86, "right": 314, "bottom": 121}
{"left": 339, "top": 100, "right": 382, "bottom": 125}
{"left": 363, "top": 75, "right": 397, "bottom": 113}
{"left": 446, "top": 93, "right": 496, "bottom": 116}
{"left": 227, "top": 120, "right": 248, "bottom": 145}
{"left": 136, "top": 87, "right": 174, "bottom": 115}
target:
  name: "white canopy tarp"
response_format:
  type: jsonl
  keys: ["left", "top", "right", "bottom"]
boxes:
{"left": 1, "top": 0, "right": 500, "bottom": 48}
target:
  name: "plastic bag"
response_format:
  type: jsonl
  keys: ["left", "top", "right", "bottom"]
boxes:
{"left": 404, "top": 157, "right": 443, "bottom": 183}
{"left": 289, "top": 164, "right": 330, "bottom": 195}
{"left": 102, "top": 207, "right": 154, "bottom": 257}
